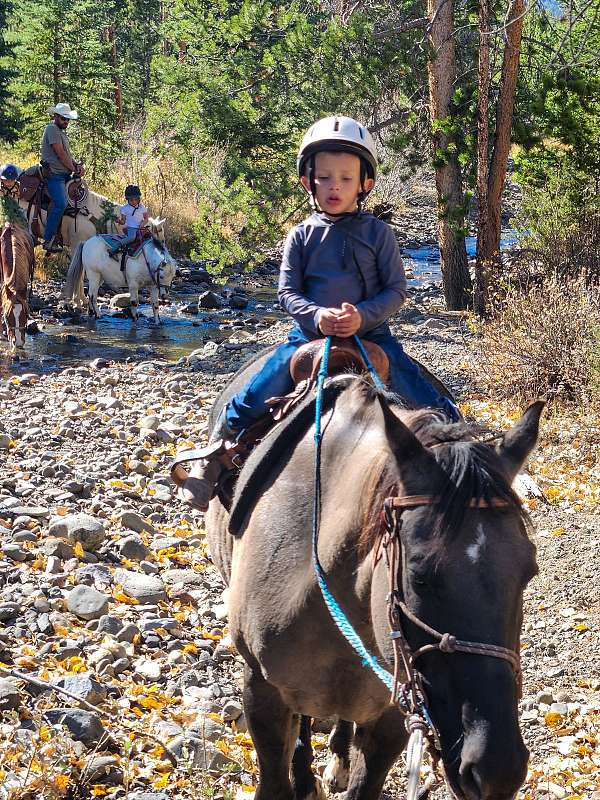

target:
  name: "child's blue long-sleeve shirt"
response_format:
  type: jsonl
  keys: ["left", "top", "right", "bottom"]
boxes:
{"left": 278, "top": 211, "right": 408, "bottom": 337}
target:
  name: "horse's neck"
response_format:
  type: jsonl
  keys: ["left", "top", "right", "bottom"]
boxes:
{"left": 87, "top": 189, "right": 119, "bottom": 217}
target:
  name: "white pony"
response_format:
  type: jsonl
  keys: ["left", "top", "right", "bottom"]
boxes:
{"left": 19, "top": 182, "right": 167, "bottom": 252}
{"left": 63, "top": 221, "right": 177, "bottom": 324}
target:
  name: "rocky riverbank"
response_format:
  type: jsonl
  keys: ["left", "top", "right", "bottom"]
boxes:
{"left": 1, "top": 294, "right": 599, "bottom": 799}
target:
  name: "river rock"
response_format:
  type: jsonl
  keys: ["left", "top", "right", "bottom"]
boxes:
{"left": 114, "top": 569, "right": 166, "bottom": 604}
{"left": 57, "top": 674, "right": 107, "bottom": 706}
{"left": 0, "top": 679, "right": 21, "bottom": 710}
{"left": 110, "top": 294, "right": 131, "bottom": 309}
{"left": 199, "top": 291, "right": 222, "bottom": 309}
{"left": 50, "top": 513, "right": 106, "bottom": 551}
{"left": 44, "top": 708, "right": 110, "bottom": 748}
{"left": 84, "top": 754, "right": 124, "bottom": 785}
{"left": 67, "top": 585, "right": 110, "bottom": 621}
{"left": 119, "top": 510, "right": 157, "bottom": 536}
{"left": 0, "top": 434, "right": 11, "bottom": 449}
{"left": 118, "top": 534, "right": 150, "bottom": 561}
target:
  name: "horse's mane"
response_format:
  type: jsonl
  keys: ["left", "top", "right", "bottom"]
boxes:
{"left": 151, "top": 236, "right": 166, "bottom": 253}
{"left": 359, "top": 391, "right": 531, "bottom": 555}
{"left": 85, "top": 188, "right": 120, "bottom": 217}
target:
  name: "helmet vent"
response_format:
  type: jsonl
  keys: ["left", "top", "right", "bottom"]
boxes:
{"left": 333, "top": 118, "right": 340, "bottom": 131}
{"left": 359, "top": 127, "right": 364, "bottom": 139}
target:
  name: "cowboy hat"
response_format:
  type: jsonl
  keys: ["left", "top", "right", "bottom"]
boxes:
{"left": 48, "top": 102, "right": 78, "bottom": 120}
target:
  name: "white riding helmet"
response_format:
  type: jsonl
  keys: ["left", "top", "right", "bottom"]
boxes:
{"left": 297, "top": 116, "right": 378, "bottom": 179}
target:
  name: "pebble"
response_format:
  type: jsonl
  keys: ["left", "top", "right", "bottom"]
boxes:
{"left": 44, "top": 708, "right": 110, "bottom": 747}
{"left": 50, "top": 513, "right": 106, "bottom": 552}
{"left": 66, "top": 585, "right": 110, "bottom": 621}
{"left": 119, "top": 510, "right": 157, "bottom": 535}
{"left": 57, "top": 675, "right": 107, "bottom": 705}
{"left": 113, "top": 569, "right": 166, "bottom": 604}
{"left": 0, "top": 679, "right": 21, "bottom": 710}
{"left": 118, "top": 534, "right": 150, "bottom": 561}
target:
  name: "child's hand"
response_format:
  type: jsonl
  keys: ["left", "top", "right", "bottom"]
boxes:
{"left": 332, "top": 303, "right": 362, "bottom": 337}
{"left": 318, "top": 303, "right": 362, "bottom": 337}
{"left": 318, "top": 308, "right": 340, "bottom": 336}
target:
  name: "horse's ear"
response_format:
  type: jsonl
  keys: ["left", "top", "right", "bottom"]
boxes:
{"left": 157, "top": 217, "right": 166, "bottom": 226}
{"left": 497, "top": 400, "right": 545, "bottom": 481}
{"left": 379, "top": 396, "right": 431, "bottom": 464}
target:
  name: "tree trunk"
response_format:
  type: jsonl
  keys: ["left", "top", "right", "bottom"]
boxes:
{"left": 474, "top": 0, "right": 491, "bottom": 316}
{"left": 482, "top": 0, "right": 526, "bottom": 259}
{"left": 426, "top": 0, "right": 472, "bottom": 310}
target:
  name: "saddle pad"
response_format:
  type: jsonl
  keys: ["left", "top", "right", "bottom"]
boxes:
{"left": 227, "top": 377, "right": 353, "bottom": 537}
{"left": 98, "top": 234, "right": 145, "bottom": 257}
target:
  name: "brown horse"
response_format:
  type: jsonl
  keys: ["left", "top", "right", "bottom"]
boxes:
{"left": 205, "top": 375, "right": 543, "bottom": 800}
{"left": 0, "top": 222, "right": 35, "bottom": 352}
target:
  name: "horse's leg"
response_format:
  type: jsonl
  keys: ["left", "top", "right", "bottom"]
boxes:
{"left": 129, "top": 284, "right": 139, "bottom": 322}
{"left": 150, "top": 284, "right": 160, "bottom": 325}
{"left": 244, "top": 666, "right": 296, "bottom": 800}
{"left": 87, "top": 271, "right": 100, "bottom": 318}
{"left": 323, "top": 719, "right": 353, "bottom": 793}
{"left": 345, "top": 706, "right": 408, "bottom": 800}
{"left": 291, "top": 716, "right": 325, "bottom": 800}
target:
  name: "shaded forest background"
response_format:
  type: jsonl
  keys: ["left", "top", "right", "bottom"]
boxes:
{"left": 0, "top": 0, "right": 599, "bottom": 388}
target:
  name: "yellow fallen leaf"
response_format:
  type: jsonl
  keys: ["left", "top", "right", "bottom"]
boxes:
{"left": 153, "top": 773, "right": 171, "bottom": 789}
{"left": 73, "top": 542, "right": 85, "bottom": 558}
{"left": 545, "top": 711, "right": 564, "bottom": 726}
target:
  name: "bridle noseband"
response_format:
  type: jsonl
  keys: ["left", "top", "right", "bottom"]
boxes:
{"left": 376, "top": 493, "right": 522, "bottom": 756}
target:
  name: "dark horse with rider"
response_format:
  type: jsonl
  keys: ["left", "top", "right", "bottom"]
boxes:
{"left": 172, "top": 116, "right": 544, "bottom": 800}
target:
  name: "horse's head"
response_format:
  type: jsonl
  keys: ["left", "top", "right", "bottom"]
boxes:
{"left": 146, "top": 237, "right": 176, "bottom": 300}
{"left": 148, "top": 216, "right": 166, "bottom": 242}
{"left": 377, "top": 399, "right": 543, "bottom": 800}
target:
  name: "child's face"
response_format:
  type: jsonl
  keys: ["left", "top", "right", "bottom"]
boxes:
{"left": 301, "top": 151, "right": 374, "bottom": 216}
{"left": 1, "top": 179, "right": 17, "bottom": 191}
{"left": 129, "top": 197, "right": 140, "bottom": 207}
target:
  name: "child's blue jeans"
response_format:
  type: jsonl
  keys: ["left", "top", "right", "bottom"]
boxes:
{"left": 109, "top": 227, "right": 139, "bottom": 252}
{"left": 226, "top": 326, "right": 460, "bottom": 431}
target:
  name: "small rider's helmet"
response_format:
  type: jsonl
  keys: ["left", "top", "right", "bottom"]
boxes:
{"left": 0, "top": 163, "right": 22, "bottom": 183}
{"left": 296, "top": 116, "right": 377, "bottom": 209}
{"left": 124, "top": 184, "right": 142, "bottom": 199}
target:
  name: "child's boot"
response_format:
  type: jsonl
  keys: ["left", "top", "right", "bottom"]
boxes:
{"left": 171, "top": 411, "right": 240, "bottom": 511}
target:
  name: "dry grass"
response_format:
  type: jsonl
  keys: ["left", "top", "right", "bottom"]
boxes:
{"left": 471, "top": 276, "right": 600, "bottom": 406}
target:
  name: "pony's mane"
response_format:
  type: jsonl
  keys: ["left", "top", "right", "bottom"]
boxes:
{"left": 151, "top": 236, "right": 166, "bottom": 253}
{"left": 359, "top": 394, "right": 530, "bottom": 555}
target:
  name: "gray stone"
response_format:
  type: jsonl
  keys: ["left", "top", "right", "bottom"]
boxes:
{"left": 76, "top": 563, "right": 112, "bottom": 586}
{"left": 0, "top": 679, "right": 21, "bottom": 710}
{"left": 161, "top": 569, "right": 207, "bottom": 589}
{"left": 119, "top": 510, "right": 157, "bottom": 536}
{"left": 110, "top": 293, "right": 131, "bottom": 309}
{"left": 549, "top": 702, "right": 569, "bottom": 717}
{"left": 0, "top": 434, "right": 11, "bottom": 449}
{"left": 2, "top": 505, "right": 49, "bottom": 519}
{"left": 41, "top": 538, "right": 75, "bottom": 560}
{"left": 228, "top": 294, "right": 249, "bottom": 310}
{"left": 57, "top": 675, "right": 106, "bottom": 706}
{"left": 84, "top": 755, "right": 124, "bottom": 785}
{"left": 50, "top": 513, "right": 106, "bottom": 552}
{"left": 127, "top": 793, "right": 169, "bottom": 800}
{"left": 536, "top": 690, "right": 554, "bottom": 705}
{"left": 222, "top": 699, "right": 243, "bottom": 721}
{"left": 116, "top": 623, "right": 141, "bottom": 644}
{"left": 198, "top": 290, "right": 222, "bottom": 309}
{"left": 0, "top": 602, "right": 21, "bottom": 620}
{"left": 114, "top": 569, "right": 166, "bottom": 604}
{"left": 96, "top": 615, "right": 124, "bottom": 636}
{"left": 189, "top": 715, "right": 228, "bottom": 742}
{"left": 118, "top": 534, "right": 150, "bottom": 561}
{"left": 67, "top": 585, "right": 110, "bottom": 621}
{"left": 44, "top": 708, "right": 110, "bottom": 747}
{"left": 2, "top": 543, "right": 29, "bottom": 562}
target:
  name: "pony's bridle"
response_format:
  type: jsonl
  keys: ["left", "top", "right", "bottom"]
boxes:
{"left": 140, "top": 240, "right": 169, "bottom": 293}
{"left": 376, "top": 493, "right": 522, "bottom": 756}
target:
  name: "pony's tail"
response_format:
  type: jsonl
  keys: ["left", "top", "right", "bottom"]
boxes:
{"left": 63, "top": 241, "right": 85, "bottom": 301}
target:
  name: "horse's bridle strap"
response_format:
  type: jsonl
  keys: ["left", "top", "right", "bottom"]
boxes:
{"left": 379, "top": 491, "right": 523, "bottom": 732}
{"left": 387, "top": 495, "right": 511, "bottom": 509}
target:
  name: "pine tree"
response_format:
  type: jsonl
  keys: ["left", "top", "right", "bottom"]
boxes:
{"left": 0, "top": 0, "right": 16, "bottom": 140}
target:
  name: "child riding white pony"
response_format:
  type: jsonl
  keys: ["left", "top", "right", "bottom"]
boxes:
{"left": 63, "top": 220, "right": 177, "bottom": 324}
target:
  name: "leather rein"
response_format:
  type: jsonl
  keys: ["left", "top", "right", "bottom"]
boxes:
{"left": 375, "top": 492, "right": 522, "bottom": 755}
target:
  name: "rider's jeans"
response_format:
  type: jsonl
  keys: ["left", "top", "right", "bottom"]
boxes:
{"left": 43, "top": 173, "right": 71, "bottom": 242}
{"left": 109, "top": 226, "right": 138, "bottom": 252}
{"left": 225, "top": 326, "right": 460, "bottom": 432}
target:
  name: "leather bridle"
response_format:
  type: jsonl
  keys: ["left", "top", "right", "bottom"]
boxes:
{"left": 375, "top": 493, "right": 522, "bottom": 754}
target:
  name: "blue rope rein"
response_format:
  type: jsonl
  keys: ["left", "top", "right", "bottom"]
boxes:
{"left": 312, "top": 336, "right": 395, "bottom": 692}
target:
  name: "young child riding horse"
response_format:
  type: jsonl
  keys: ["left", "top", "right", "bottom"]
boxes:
{"left": 179, "top": 116, "right": 460, "bottom": 510}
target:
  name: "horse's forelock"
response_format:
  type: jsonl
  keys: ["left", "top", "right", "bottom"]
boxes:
{"left": 358, "top": 398, "right": 530, "bottom": 557}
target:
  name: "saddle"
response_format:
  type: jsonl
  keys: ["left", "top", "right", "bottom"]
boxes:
{"left": 18, "top": 165, "right": 90, "bottom": 242}
{"left": 267, "top": 337, "right": 389, "bottom": 420}
{"left": 170, "top": 338, "right": 389, "bottom": 504}
{"left": 99, "top": 230, "right": 151, "bottom": 272}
